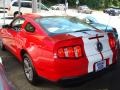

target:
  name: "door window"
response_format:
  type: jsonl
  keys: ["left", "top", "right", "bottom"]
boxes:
{"left": 11, "top": 18, "right": 25, "bottom": 31}
{"left": 25, "top": 23, "right": 35, "bottom": 32}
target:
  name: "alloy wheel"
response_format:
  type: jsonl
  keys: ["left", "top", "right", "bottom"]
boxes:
{"left": 24, "top": 57, "right": 33, "bottom": 81}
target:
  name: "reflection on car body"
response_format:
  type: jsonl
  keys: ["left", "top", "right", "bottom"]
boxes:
{"left": 84, "top": 16, "right": 118, "bottom": 39}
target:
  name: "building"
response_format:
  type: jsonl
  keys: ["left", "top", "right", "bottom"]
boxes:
{"left": 0, "top": 0, "right": 12, "bottom": 8}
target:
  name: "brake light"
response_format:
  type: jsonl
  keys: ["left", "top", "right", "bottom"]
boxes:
{"left": 74, "top": 46, "right": 82, "bottom": 58}
{"left": 57, "top": 46, "right": 82, "bottom": 58}
{"left": 109, "top": 38, "right": 116, "bottom": 48}
{"left": 67, "top": 47, "right": 75, "bottom": 57}
{"left": 57, "top": 48, "right": 65, "bottom": 58}
{"left": 108, "top": 33, "right": 116, "bottom": 49}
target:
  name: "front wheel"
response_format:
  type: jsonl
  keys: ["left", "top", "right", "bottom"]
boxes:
{"left": 23, "top": 54, "right": 39, "bottom": 85}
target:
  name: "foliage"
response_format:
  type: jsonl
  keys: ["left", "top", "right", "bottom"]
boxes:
{"left": 46, "top": 0, "right": 120, "bottom": 9}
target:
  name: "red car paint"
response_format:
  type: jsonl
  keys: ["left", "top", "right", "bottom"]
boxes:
{"left": 0, "top": 14, "right": 118, "bottom": 82}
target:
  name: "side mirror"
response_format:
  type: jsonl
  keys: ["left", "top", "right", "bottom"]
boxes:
{"left": 2, "top": 24, "right": 10, "bottom": 28}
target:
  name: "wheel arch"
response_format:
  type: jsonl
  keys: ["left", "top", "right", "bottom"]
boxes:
{"left": 20, "top": 49, "right": 28, "bottom": 61}
{"left": 20, "top": 49, "right": 35, "bottom": 69}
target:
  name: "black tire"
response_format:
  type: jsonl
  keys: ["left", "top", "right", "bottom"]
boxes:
{"left": 23, "top": 54, "right": 39, "bottom": 85}
{"left": 0, "top": 40, "right": 5, "bottom": 51}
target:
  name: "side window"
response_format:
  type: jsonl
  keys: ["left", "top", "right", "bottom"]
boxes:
{"left": 21, "top": 2, "right": 32, "bottom": 8}
{"left": 25, "top": 23, "right": 35, "bottom": 32}
{"left": 12, "top": 2, "right": 18, "bottom": 6}
{"left": 11, "top": 18, "right": 25, "bottom": 31}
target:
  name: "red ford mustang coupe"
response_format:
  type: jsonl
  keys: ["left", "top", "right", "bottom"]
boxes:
{"left": 0, "top": 14, "right": 118, "bottom": 84}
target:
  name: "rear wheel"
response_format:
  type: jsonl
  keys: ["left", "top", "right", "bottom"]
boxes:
{"left": 23, "top": 54, "right": 39, "bottom": 85}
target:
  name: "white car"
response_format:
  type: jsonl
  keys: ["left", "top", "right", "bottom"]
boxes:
{"left": 50, "top": 4, "right": 66, "bottom": 10}
{"left": 7, "top": 0, "right": 50, "bottom": 16}
{"left": 78, "top": 5, "right": 92, "bottom": 14}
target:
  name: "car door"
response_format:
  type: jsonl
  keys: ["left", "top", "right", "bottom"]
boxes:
{"left": 6, "top": 18, "right": 25, "bottom": 55}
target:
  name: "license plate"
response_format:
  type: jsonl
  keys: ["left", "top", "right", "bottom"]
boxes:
{"left": 95, "top": 60, "right": 106, "bottom": 72}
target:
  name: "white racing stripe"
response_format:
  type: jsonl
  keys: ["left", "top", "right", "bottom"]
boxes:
{"left": 68, "top": 31, "right": 113, "bottom": 73}
{"left": 82, "top": 34, "right": 113, "bottom": 73}
{"left": 99, "top": 34, "right": 113, "bottom": 65}
{"left": 82, "top": 37, "right": 102, "bottom": 73}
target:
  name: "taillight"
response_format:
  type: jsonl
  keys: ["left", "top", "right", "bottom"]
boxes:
{"left": 57, "top": 46, "right": 82, "bottom": 58}
{"left": 108, "top": 33, "right": 116, "bottom": 49}
{"left": 109, "top": 38, "right": 116, "bottom": 48}
{"left": 67, "top": 47, "right": 75, "bottom": 58}
{"left": 74, "top": 46, "right": 82, "bottom": 58}
{"left": 57, "top": 48, "right": 65, "bottom": 58}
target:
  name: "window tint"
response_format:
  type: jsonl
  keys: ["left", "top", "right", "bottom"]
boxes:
{"left": 25, "top": 23, "right": 35, "bottom": 32}
{"left": 12, "top": 2, "right": 18, "bottom": 6}
{"left": 35, "top": 16, "right": 95, "bottom": 34}
{"left": 21, "top": 2, "right": 32, "bottom": 8}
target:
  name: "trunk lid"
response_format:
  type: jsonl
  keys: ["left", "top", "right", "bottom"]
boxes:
{"left": 50, "top": 30, "right": 111, "bottom": 57}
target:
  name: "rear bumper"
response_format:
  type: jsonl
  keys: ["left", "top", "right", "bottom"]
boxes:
{"left": 35, "top": 51, "right": 117, "bottom": 82}
{"left": 58, "top": 63, "right": 117, "bottom": 84}
{"left": 36, "top": 61, "right": 117, "bottom": 83}
{"left": 36, "top": 57, "right": 88, "bottom": 82}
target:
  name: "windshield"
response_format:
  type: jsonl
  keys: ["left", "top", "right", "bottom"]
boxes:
{"left": 35, "top": 16, "right": 96, "bottom": 34}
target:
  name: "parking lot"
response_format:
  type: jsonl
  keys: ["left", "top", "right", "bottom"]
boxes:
{"left": 0, "top": 11, "right": 120, "bottom": 90}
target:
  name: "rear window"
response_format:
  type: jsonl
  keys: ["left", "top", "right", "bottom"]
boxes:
{"left": 35, "top": 16, "right": 96, "bottom": 34}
